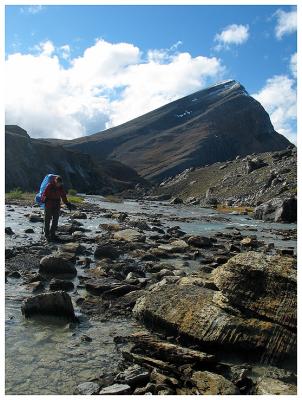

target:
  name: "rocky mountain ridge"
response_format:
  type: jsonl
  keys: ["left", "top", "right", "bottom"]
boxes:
{"left": 59, "top": 79, "right": 291, "bottom": 181}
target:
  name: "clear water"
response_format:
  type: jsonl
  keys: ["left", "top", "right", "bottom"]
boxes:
{"left": 5, "top": 197, "right": 296, "bottom": 394}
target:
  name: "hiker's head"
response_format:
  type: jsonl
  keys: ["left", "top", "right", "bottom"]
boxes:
{"left": 55, "top": 176, "right": 63, "bottom": 187}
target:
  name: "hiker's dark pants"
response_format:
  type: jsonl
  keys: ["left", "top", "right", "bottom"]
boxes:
{"left": 44, "top": 208, "right": 60, "bottom": 237}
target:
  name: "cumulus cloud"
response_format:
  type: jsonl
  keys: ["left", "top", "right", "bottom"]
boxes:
{"left": 252, "top": 74, "right": 296, "bottom": 144}
{"left": 5, "top": 39, "right": 225, "bottom": 139}
{"left": 274, "top": 9, "right": 297, "bottom": 39}
{"left": 214, "top": 24, "right": 249, "bottom": 51}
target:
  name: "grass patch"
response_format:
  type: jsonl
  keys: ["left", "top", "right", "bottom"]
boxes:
{"left": 6, "top": 190, "right": 36, "bottom": 201}
{"left": 68, "top": 195, "right": 84, "bottom": 204}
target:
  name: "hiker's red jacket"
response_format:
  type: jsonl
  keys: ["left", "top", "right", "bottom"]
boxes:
{"left": 41, "top": 183, "right": 68, "bottom": 209}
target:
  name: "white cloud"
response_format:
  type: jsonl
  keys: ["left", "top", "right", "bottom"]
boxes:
{"left": 290, "top": 52, "right": 297, "bottom": 78}
{"left": 20, "top": 5, "right": 44, "bottom": 15}
{"left": 274, "top": 9, "right": 297, "bottom": 39}
{"left": 34, "top": 40, "right": 55, "bottom": 56}
{"left": 214, "top": 24, "right": 249, "bottom": 50}
{"left": 60, "top": 44, "right": 71, "bottom": 60}
{"left": 5, "top": 39, "right": 225, "bottom": 139}
{"left": 252, "top": 74, "right": 296, "bottom": 144}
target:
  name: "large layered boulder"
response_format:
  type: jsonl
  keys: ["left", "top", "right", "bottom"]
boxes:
{"left": 21, "top": 291, "right": 75, "bottom": 320}
{"left": 253, "top": 197, "right": 297, "bottom": 223}
{"left": 212, "top": 251, "right": 296, "bottom": 330}
{"left": 133, "top": 252, "right": 296, "bottom": 365}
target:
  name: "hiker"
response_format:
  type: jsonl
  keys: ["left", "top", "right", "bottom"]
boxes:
{"left": 41, "top": 175, "right": 72, "bottom": 241}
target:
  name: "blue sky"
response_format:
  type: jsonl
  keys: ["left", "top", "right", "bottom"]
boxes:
{"left": 5, "top": 5, "right": 297, "bottom": 142}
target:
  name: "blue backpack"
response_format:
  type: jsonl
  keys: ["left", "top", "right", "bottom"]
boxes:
{"left": 35, "top": 174, "right": 58, "bottom": 208}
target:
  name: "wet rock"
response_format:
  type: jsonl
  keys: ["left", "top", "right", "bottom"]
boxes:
{"left": 71, "top": 211, "right": 87, "bottom": 219}
{"left": 158, "top": 239, "right": 188, "bottom": 253}
{"left": 253, "top": 197, "right": 297, "bottom": 223}
{"left": 8, "top": 271, "right": 21, "bottom": 278}
{"left": 94, "top": 244, "right": 120, "bottom": 260}
{"left": 187, "top": 235, "right": 212, "bottom": 248}
{"left": 21, "top": 291, "right": 75, "bottom": 320}
{"left": 114, "top": 229, "right": 146, "bottom": 242}
{"left": 5, "top": 227, "right": 14, "bottom": 235}
{"left": 99, "top": 223, "right": 121, "bottom": 232}
{"left": 115, "top": 364, "right": 150, "bottom": 386}
{"left": 26, "top": 281, "right": 44, "bottom": 293}
{"left": 213, "top": 251, "right": 296, "bottom": 330}
{"left": 170, "top": 197, "right": 183, "bottom": 204}
{"left": 49, "top": 278, "right": 74, "bottom": 292}
{"left": 254, "top": 377, "right": 296, "bottom": 395}
{"left": 60, "top": 242, "right": 83, "bottom": 254}
{"left": 240, "top": 237, "right": 258, "bottom": 247}
{"left": 191, "top": 371, "right": 239, "bottom": 395}
{"left": 24, "top": 228, "right": 35, "bottom": 233}
{"left": 39, "top": 255, "right": 77, "bottom": 278}
{"left": 28, "top": 213, "right": 43, "bottom": 222}
{"left": 85, "top": 278, "right": 137, "bottom": 297}
{"left": 99, "top": 383, "right": 131, "bottom": 395}
{"left": 81, "top": 334, "right": 92, "bottom": 342}
{"left": 150, "top": 369, "right": 178, "bottom": 387}
{"left": 74, "top": 381, "right": 100, "bottom": 395}
{"left": 128, "top": 220, "right": 151, "bottom": 231}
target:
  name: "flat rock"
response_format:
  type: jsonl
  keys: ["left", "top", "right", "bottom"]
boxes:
{"left": 21, "top": 291, "right": 75, "bottom": 320}
{"left": 191, "top": 371, "right": 239, "bottom": 395}
{"left": 158, "top": 239, "right": 188, "bottom": 253}
{"left": 114, "top": 229, "right": 146, "bottom": 242}
{"left": 99, "top": 383, "right": 131, "bottom": 395}
{"left": 187, "top": 236, "right": 212, "bottom": 248}
{"left": 85, "top": 278, "right": 137, "bottom": 297}
{"left": 115, "top": 364, "right": 150, "bottom": 386}
{"left": 74, "top": 381, "right": 100, "bottom": 395}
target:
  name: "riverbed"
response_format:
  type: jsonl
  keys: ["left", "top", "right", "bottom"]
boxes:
{"left": 5, "top": 196, "right": 297, "bottom": 394}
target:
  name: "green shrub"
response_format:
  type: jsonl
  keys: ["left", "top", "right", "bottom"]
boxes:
{"left": 68, "top": 188, "right": 77, "bottom": 196}
{"left": 6, "top": 188, "right": 24, "bottom": 200}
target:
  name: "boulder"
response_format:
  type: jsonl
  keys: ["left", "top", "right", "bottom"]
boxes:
{"left": 5, "top": 227, "right": 14, "bottom": 235}
{"left": 133, "top": 274, "right": 296, "bottom": 365}
{"left": 114, "top": 229, "right": 146, "bottom": 242}
{"left": 21, "top": 291, "right": 75, "bottom": 320}
{"left": 253, "top": 197, "right": 297, "bottom": 223}
{"left": 94, "top": 244, "right": 120, "bottom": 260}
{"left": 191, "top": 371, "right": 239, "bottom": 395}
{"left": 212, "top": 251, "right": 296, "bottom": 330}
{"left": 60, "top": 242, "right": 83, "bottom": 254}
{"left": 39, "top": 255, "right": 77, "bottom": 278}
{"left": 187, "top": 235, "right": 212, "bottom": 248}
{"left": 246, "top": 157, "right": 268, "bottom": 174}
